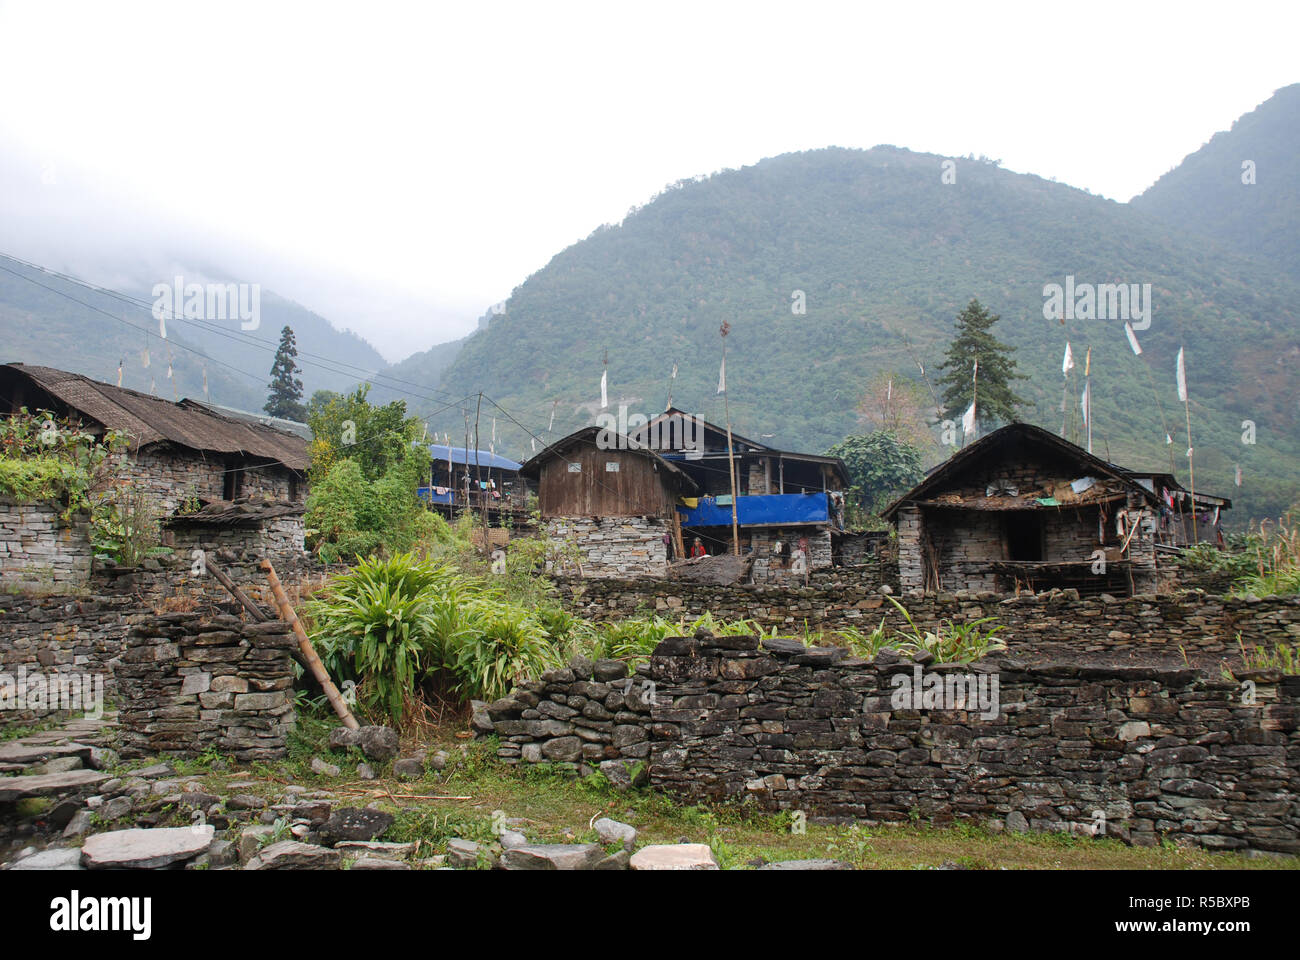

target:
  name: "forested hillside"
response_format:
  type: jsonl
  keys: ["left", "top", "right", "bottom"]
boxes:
{"left": 428, "top": 145, "right": 1300, "bottom": 522}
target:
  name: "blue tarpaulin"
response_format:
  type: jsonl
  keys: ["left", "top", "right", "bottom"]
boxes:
{"left": 416, "top": 487, "right": 454, "bottom": 505}
{"left": 677, "top": 493, "right": 830, "bottom": 527}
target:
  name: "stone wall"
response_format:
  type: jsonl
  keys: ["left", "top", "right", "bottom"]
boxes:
{"left": 481, "top": 655, "right": 654, "bottom": 772}
{"left": 749, "top": 528, "right": 833, "bottom": 583}
{"left": 545, "top": 516, "right": 670, "bottom": 578}
{"left": 0, "top": 593, "right": 147, "bottom": 726}
{"left": 480, "top": 632, "right": 1300, "bottom": 854}
{"left": 551, "top": 575, "right": 1300, "bottom": 664}
{"left": 116, "top": 612, "right": 297, "bottom": 761}
{"left": 164, "top": 516, "right": 307, "bottom": 581}
{"left": 0, "top": 498, "right": 93, "bottom": 591}
{"left": 644, "top": 632, "right": 1299, "bottom": 854}
{"left": 127, "top": 447, "right": 297, "bottom": 516}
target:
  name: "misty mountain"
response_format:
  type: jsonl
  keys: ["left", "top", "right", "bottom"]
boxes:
{"left": 0, "top": 254, "right": 387, "bottom": 414}
{"left": 1133, "top": 83, "right": 1300, "bottom": 283}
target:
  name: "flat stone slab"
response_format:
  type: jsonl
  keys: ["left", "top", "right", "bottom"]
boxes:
{"left": 629, "top": 843, "right": 719, "bottom": 870}
{"left": 245, "top": 841, "right": 341, "bottom": 870}
{"left": 349, "top": 856, "right": 411, "bottom": 870}
{"left": 334, "top": 840, "right": 415, "bottom": 858}
{"left": 8, "top": 847, "right": 85, "bottom": 871}
{"left": 82, "top": 826, "right": 214, "bottom": 869}
{"left": 757, "top": 859, "right": 853, "bottom": 870}
{"left": 593, "top": 817, "right": 638, "bottom": 851}
{"left": 500, "top": 843, "right": 604, "bottom": 871}
{"left": 0, "top": 769, "right": 109, "bottom": 802}
{"left": 0, "top": 742, "right": 94, "bottom": 765}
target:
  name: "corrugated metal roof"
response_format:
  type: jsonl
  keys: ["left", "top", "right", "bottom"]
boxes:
{"left": 428, "top": 443, "right": 521, "bottom": 471}
{"left": 6, "top": 364, "right": 309, "bottom": 471}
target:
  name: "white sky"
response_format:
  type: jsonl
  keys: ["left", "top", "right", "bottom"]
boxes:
{"left": 0, "top": 0, "right": 1296, "bottom": 361}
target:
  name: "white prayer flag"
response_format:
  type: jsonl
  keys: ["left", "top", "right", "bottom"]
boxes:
{"left": 1176, "top": 347, "right": 1188, "bottom": 402}
{"left": 1080, "top": 381, "right": 1091, "bottom": 426}
{"left": 600, "top": 370, "right": 608, "bottom": 409}
{"left": 1124, "top": 323, "right": 1142, "bottom": 355}
{"left": 717, "top": 356, "right": 726, "bottom": 394}
{"left": 1235, "top": 464, "right": 1242, "bottom": 486}
{"left": 961, "top": 401, "right": 976, "bottom": 436}
{"left": 1062, "top": 342, "right": 1074, "bottom": 376}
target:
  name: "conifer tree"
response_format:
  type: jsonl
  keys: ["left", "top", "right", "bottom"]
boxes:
{"left": 265, "top": 325, "right": 306, "bottom": 421}
{"left": 936, "top": 299, "right": 1026, "bottom": 430}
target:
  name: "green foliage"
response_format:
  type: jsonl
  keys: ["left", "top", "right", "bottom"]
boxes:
{"left": 0, "top": 408, "right": 123, "bottom": 521}
{"left": 826, "top": 431, "right": 925, "bottom": 515}
{"left": 304, "top": 439, "right": 432, "bottom": 563}
{"left": 306, "top": 383, "right": 416, "bottom": 484}
{"left": 89, "top": 484, "right": 170, "bottom": 566}
{"left": 264, "top": 325, "right": 306, "bottom": 421}
{"left": 936, "top": 298, "right": 1027, "bottom": 428}
{"left": 1234, "top": 635, "right": 1298, "bottom": 675}
{"left": 884, "top": 597, "right": 1008, "bottom": 662}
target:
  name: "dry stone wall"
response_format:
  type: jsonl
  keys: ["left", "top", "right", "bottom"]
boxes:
{"left": 645, "top": 632, "right": 1299, "bottom": 855}
{"left": 552, "top": 575, "right": 1300, "bottom": 664}
{"left": 480, "top": 631, "right": 1300, "bottom": 854}
{"left": 0, "top": 498, "right": 93, "bottom": 591}
{"left": 480, "top": 655, "right": 654, "bottom": 777}
{"left": 0, "top": 593, "right": 145, "bottom": 726}
{"left": 545, "top": 516, "right": 670, "bottom": 578}
{"left": 116, "top": 612, "right": 297, "bottom": 761}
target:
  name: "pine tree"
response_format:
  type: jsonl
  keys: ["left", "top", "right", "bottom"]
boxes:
{"left": 936, "top": 299, "right": 1027, "bottom": 430}
{"left": 265, "top": 326, "right": 306, "bottom": 421}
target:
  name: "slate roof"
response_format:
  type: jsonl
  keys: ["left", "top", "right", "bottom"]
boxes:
{"left": 4, "top": 364, "right": 309, "bottom": 471}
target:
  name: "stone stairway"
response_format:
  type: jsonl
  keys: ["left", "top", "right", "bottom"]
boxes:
{"left": 0, "top": 712, "right": 119, "bottom": 803}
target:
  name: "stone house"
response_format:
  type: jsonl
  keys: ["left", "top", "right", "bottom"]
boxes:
{"left": 881, "top": 422, "right": 1162, "bottom": 596}
{"left": 519, "top": 426, "right": 698, "bottom": 578}
{"left": 0, "top": 363, "right": 310, "bottom": 586}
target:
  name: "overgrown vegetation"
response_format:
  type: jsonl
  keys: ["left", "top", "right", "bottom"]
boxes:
{"left": 0, "top": 408, "right": 122, "bottom": 521}
{"left": 1181, "top": 513, "right": 1300, "bottom": 597}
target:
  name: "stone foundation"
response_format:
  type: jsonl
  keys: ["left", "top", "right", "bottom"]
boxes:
{"left": 545, "top": 516, "right": 669, "bottom": 578}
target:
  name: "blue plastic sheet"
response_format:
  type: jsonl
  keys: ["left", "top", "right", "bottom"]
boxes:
{"left": 676, "top": 493, "right": 830, "bottom": 527}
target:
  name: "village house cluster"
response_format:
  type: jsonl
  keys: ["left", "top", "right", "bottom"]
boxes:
{"left": 0, "top": 361, "right": 1229, "bottom": 598}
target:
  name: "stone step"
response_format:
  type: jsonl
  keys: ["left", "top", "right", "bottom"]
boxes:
{"left": 0, "top": 742, "right": 95, "bottom": 765}
{"left": 0, "top": 769, "right": 110, "bottom": 802}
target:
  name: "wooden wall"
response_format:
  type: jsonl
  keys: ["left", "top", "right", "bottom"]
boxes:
{"left": 538, "top": 441, "right": 677, "bottom": 518}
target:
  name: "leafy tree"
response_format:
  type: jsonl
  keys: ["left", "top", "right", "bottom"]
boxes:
{"left": 265, "top": 326, "right": 306, "bottom": 421}
{"left": 306, "top": 383, "right": 417, "bottom": 484}
{"left": 305, "top": 438, "right": 441, "bottom": 563}
{"left": 936, "top": 299, "right": 1026, "bottom": 431}
{"left": 826, "top": 431, "right": 925, "bottom": 516}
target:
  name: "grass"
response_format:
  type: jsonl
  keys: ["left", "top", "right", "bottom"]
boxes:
{"left": 116, "top": 710, "right": 1294, "bottom": 872}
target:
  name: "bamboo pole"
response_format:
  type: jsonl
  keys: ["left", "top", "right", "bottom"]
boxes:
{"left": 261, "top": 559, "right": 359, "bottom": 730}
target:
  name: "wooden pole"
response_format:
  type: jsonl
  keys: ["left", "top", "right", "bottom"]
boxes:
{"left": 207, "top": 559, "right": 310, "bottom": 673}
{"left": 261, "top": 559, "right": 359, "bottom": 730}
{"left": 207, "top": 559, "right": 270, "bottom": 622}
{"left": 720, "top": 325, "right": 740, "bottom": 556}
